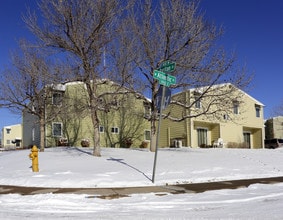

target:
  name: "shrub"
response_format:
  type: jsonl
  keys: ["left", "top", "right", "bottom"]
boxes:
{"left": 199, "top": 144, "right": 212, "bottom": 148}
{"left": 81, "top": 139, "right": 90, "bottom": 147}
{"left": 226, "top": 142, "right": 250, "bottom": 149}
{"left": 140, "top": 141, "right": 149, "bottom": 148}
{"left": 121, "top": 138, "right": 133, "bottom": 148}
{"left": 226, "top": 142, "right": 239, "bottom": 148}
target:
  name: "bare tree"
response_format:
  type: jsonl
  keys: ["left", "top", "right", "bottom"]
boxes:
{"left": 101, "top": 94, "right": 148, "bottom": 148}
{"left": 11, "top": 0, "right": 251, "bottom": 155}
{"left": 121, "top": 0, "right": 251, "bottom": 151}
{"left": 57, "top": 89, "right": 88, "bottom": 147}
{"left": 23, "top": 0, "right": 131, "bottom": 156}
{"left": 0, "top": 41, "right": 64, "bottom": 151}
{"left": 272, "top": 100, "right": 283, "bottom": 117}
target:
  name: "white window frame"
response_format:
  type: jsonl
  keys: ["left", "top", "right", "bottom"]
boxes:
{"left": 32, "top": 128, "right": 35, "bottom": 142}
{"left": 52, "top": 92, "right": 63, "bottom": 105}
{"left": 111, "top": 127, "right": 119, "bottom": 134}
{"left": 233, "top": 101, "right": 239, "bottom": 114}
{"left": 255, "top": 105, "right": 261, "bottom": 118}
{"left": 195, "top": 98, "right": 201, "bottom": 109}
{"left": 99, "top": 126, "right": 104, "bottom": 133}
{"left": 52, "top": 122, "right": 63, "bottom": 137}
{"left": 223, "top": 114, "right": 229, "bottom": 120}
{"left": 194, "top": 92, "right": 201, "bottom": 109}
{"left": 144, "top": 102, "right": 151, "bottom": 119}
{"left": 144, "top": 130, "right": 151, "bottom": 141}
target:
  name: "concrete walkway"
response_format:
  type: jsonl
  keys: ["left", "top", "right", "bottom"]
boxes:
{"left": 1, "top": 176, "right": 283, "bottom": 199}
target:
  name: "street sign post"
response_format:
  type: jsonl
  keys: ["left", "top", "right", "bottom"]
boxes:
{"left": 156, "top": 86, "right": 171, "bottom": 111}
{"left": 152, "top": 60, "right": 176, "bottom": 183}
{"left": 153, "top": 70, "right": 176, "bottom": 87}
{"left": 158, "top": 60, "right": 176, "bottom": 72}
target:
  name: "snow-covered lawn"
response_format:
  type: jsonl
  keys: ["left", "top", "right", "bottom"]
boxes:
{"left": 1, "top": 147, "right": 283, "bottom": 219}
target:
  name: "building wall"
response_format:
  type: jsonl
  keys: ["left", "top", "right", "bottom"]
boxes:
{"left": 219, "top": 93, "right": 264, "bottom": 149}
{"left": 273, "top": 118, "right": 283, "bottom": 138}
{"left": 22, "top": 110, "right": 41, "bottom": 148}
{"left": 159, "top": 92, "right": 189, "bottom": 147}
{"left": 1, "top": 124, "right": 22, "bottom": 149}
{"left": 160, "top": 84, "right": 264, "bottom": 149}
{"left": 265, "top": 116, "right": 283, "bottom": 139}
{"left": 23, "top": 81, "right": 151, "bottom": 148}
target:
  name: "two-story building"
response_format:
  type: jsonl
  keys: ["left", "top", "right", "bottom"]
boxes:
{"left": 159, "top": 83, "right": 265, "bottom": 149}
{"left": 22, "top": 81, "right": 265, "bottom": 149}
{"left": 265, "top": 116, "right": 283, "bottom": 139}
{"left": 23, "top": 80, "right": 151, "bottom": 148}
{"left": 1, "top": 124, "right": 22, "bottom": 149}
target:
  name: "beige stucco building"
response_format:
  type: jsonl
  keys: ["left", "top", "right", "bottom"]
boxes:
{"left": 265, "top": 116, "right": 283, "bottom": 139}
{"left": 23, "top": 81, "right": 151, "bottom": 148}
{"left": 1, "top": 124, "right": 22, "bottom": 149}
{"left": 159, "top": 84, "right": 265, "bottom": 149}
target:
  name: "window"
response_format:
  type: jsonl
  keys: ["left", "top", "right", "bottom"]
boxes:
{"left": 52, "top": 92, "right": 63, "bottom": 105}
{"left": 233, "top": 101, "right": 239, "bottom": 114}
{"left": 32, "top": 128, "right": 35, "bottom": 142}
{"left": 194, "top": 92, "right": 201, "bottom": 109}
{"left": 31, "top": 105, "right": 36, "bottom": 113}
{"left": 111, "top": 127, "right": 119, "bottom": 134}
{"left": 6, "top": 128, "right": 11, "bottom": 134}
{"left": 6, "top": 140, "right": 11, "bottom": 145}
{"left": 52, "top": 123, "right": 62, "bottom": 137}
{"left": 99, "top": 126, "right": 104, "bottom": 133}
{"left": 144, "top": 102, "right": 151, "bottom": 119}
{"left": 255, "top": 105, "right": 261, "bottom": 118}
{"left": 195, "top": 98, "right": 201, "bottom": 109}
{"left": 197, "top": 128, "right": 208, "bottom": 147}
{"left": 145, "top": 130, "right": 151, "bottom": 140}
{"left": 223, "top": 114, "right": 229, "bottom": 120}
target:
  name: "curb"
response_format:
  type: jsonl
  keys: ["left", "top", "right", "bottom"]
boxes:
{"left": 1, "top": 176, "right": 283, "bottom": 198}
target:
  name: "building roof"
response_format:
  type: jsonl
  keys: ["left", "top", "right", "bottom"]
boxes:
{"left": 173, "top": 83, "right": 264, "bottom": 106}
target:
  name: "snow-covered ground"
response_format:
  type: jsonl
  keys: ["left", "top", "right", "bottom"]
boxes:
{"left": 1, "top": 147, "right": 283, "bottom": 219}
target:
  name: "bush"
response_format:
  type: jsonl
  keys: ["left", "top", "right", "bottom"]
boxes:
{"left": 121, "top": 138, "right": 133, "bottom": 148}
{"left": 140, "top": 141, "right": 149, "bottom": 148}
{"left": 226, "top": 142, "right": 250, "bottom": 149}
{"left": 239, "top": 142, "right": 250, "bottom": 149}
{"left": 199, "top": 144, "right": 212, "bottom": 148}
{"left": 226, "top": 142, "right": 238, "bottom": 148}
{"left": 81, "top": 139, "right": 90, "bottom": 147}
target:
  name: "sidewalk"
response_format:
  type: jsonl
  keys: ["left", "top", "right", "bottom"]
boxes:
{"left": 1, "top": 176, "right": 283, "bottom": 199}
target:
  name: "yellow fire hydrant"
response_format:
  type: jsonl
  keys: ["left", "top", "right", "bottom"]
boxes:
{"left": 29, "top": 145, "right": 39, "bottom": 172}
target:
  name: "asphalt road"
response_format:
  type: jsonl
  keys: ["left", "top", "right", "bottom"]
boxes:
{"left": 1, "top": 176, "right": 283, "bottom": 199}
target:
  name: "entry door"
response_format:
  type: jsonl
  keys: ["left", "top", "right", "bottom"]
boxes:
{"left": 243, "top": 132, "right": 251, "bottom": 148}
{"left": 197, "top": 128, "right": 208, "bottom": 147}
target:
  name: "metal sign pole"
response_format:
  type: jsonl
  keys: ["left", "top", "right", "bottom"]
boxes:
{"left": 151, "top": 60, "right": 176, "bottom": 183}
{"left": 152, "top": 84, "right": 166, "bottom": 183}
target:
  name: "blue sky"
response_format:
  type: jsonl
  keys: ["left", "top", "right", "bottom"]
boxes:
{"left": 0, "top": 0, "right": 283, "bottom": 130}
{"left": 200, "top": 0, "right": 283, "bottom": 117}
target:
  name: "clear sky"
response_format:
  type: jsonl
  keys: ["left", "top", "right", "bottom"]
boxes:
{"left": 1, "top": 0, "right": 283, "bottom": 130}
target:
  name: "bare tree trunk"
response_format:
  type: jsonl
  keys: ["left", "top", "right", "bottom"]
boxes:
{"left": 91, "top": 110, "right": 101, "bottom": 157}
{"left": 150, "top": 131, "right": 157, "bottom": 152}
{"left": 39, "top": 117, "right": 45, "bottom": 152}
{"left": 85, "top": 80, "right": 101, "bottom": 156}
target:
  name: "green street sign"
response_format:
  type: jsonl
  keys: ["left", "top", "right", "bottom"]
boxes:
{"left": 153, "top": 70, "right": 166, "bottom": 80}
{"left": 153, "top": 70, "right": 176, "bottom": 86}
{"left": 159, "top": 79, "right": 173, "bottom": 87}
{"left": 158, "top": 60, "right": 176, "bottom": 72}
